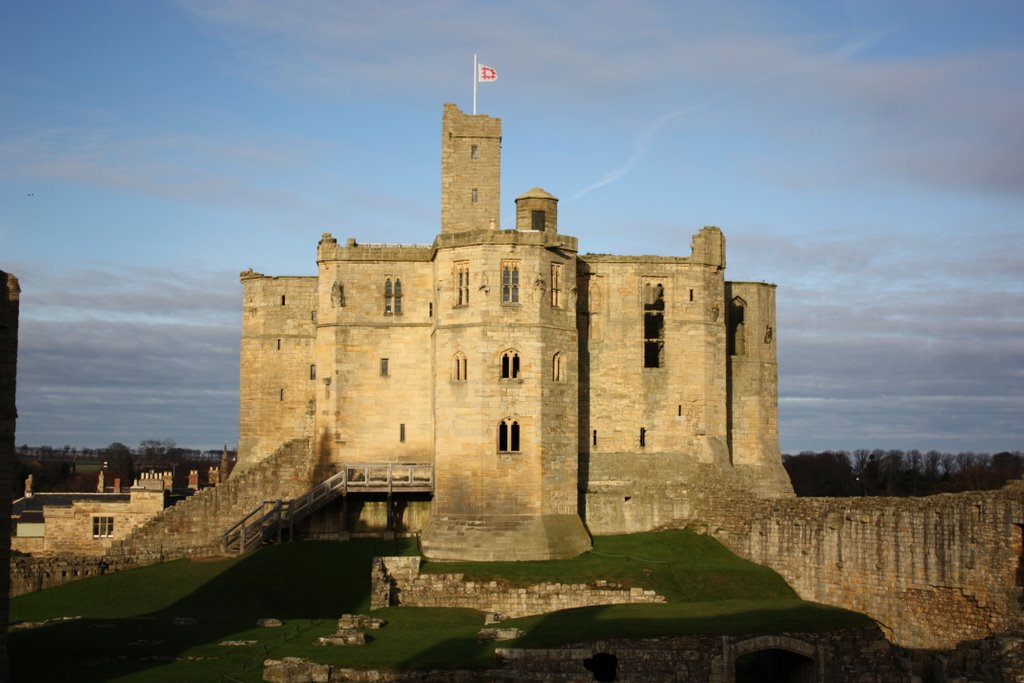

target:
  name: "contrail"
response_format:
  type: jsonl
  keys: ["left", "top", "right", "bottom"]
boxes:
{"left": 569, "top": 31, "right": 886, "bottom": 202}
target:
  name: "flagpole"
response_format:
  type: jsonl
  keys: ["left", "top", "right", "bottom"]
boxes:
{"left": 473, "top": 53, "right": 478, "bottom": 114}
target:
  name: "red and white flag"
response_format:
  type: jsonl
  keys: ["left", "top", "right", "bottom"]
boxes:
{"left": 478, "top": 64, "right": 497, "bottom": 82}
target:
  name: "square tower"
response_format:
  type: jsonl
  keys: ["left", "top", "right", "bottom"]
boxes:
{"left": 440, "top": 103, "right": 501, "bottom": 233}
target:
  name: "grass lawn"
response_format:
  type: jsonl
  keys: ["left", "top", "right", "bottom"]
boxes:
{"left": 8, "top": 530, "right": 872, "bottom": 682}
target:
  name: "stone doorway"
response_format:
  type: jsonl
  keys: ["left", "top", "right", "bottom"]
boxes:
{"left": 735, "top": 648, "right": 816, "bottom": 682}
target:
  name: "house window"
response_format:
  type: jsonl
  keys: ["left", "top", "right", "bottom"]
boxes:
{"left": 552, "top": 352, "right": 565, "bottom": 382}
{"left": 93, "top": 516, "right": 114, "bottom": 538}
{"left": 550, "top": 263, "right": 562, "bottom": 307}
{"left": 498, "top": 419, "right": 521, "bottom": 453}
{"left": 380, "top": 358, "right": 389, "bottom": 377}
{"left": 500, "top": 350, "right": 521, "bottom": 379}
{"left": 455, "top": 262, "right": 470, "bottom": 306}
{"left": 309, "top": 365, "right": 316, "bottom": 380}
{"left": 501, "top": 262, "right": 520, "bottom": 304}
{"left": 643, "top": 282, "right": 665, "bottom": 368}
{"left": 532, "top": 210, "right": 545, "bottom": 231}
{"left": 453, "top": 352, "right": 468, "bottom": 381}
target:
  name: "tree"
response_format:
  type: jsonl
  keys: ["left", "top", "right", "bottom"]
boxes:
{"left": 100, "top": 442, "right": 134, "bottom": 490}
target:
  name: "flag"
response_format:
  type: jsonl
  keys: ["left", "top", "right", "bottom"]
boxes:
{"left": 478, "top": 64, "right": 497, "bottom": 82}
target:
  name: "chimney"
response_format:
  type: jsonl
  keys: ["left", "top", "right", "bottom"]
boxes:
{"left": 113, "top": 477, "right": 122, "bottom": 493}
{"left": 188, "top": 469, "right": 199, "bottom": 490}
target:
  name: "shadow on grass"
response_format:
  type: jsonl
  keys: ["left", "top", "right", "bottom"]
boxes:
{"left": 9, "top": 539, "right": 415, "bottom": 683}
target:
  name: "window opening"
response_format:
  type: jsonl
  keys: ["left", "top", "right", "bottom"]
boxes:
{"left": 92, "top": 516, "right": 114, "bottom": 538}
{"left": 678, "top": 404, "right": 682, "bottom": 417}
{"left": 531, "top": 210, "right": 545, "bottom": 231}
{"left": 394, "top": 278, "right": 402, "bottom": 315}
{"left": 384, "top": 278, "right": 393, "bottom": 315}
{"left": 380, "top": 358, "right": 389, "bottom": 377}
{"left": 455, "top": 262, "right": 470, "bottom": 306}
{"left": 453, "top": 353, "right": 467, "bottom": 381}
{"left": 279, "top": 388, "right": 284, "bottom": 401}
{"left": 502, "top": 262, "right": 520, "bottom": 304}
{"left": 277, "top": 339, "right": 281, "bottom": 350}
{"left": 471, "top": 144, "right": 478, "bottom": 159}
{"left": 550, "top": 263, "right": 562, "bottom": 308}
{"left": 429, "top": 302, "right": 433, "bottom": 317}
{"left": 500, "top": 350, "right": 521, "bottom": 379}
{"left": 310, "top": 364, "right": 316, "bottom": 380}
{"left": 400, "top": 424, "right": 406, "bottom": 443}
{"left": 728, "top": 297, "right": 746, "bottom": 356}
{"left": 499, "top": 419, "right": 520, "bottom": 452}
{"left": 593, "top": 430, "right": 598, "bottom": 447}
{"left": 643, "top": 282, "right": 665, "bottom": 368}
{"left": 552, "top": 352, "right": 565, "bottom": 382}
{"left": 281, "top": 295, "right": 286, "bottom": 305}
{"left": 640, "top": 428, "right": 646, "bottom": 448}
{"left": 331, "top": 281, "right": 345, "bottom": 307}
{"left": 311, "top": 310, "right": 317, "bottom": 321}
{"left": 471, "top": 188, "right": 478, "bottom": 203}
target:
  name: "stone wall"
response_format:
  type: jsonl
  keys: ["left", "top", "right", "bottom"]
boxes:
{"left": 32, "top": 489, "right": 165, "bottom": 556}
{"left": 371, "top": 556, "right": 664, "bottom": 617}
{"left": 0, "top": 271, "right": 20, "bottom": 682}
{"left": 589, "top": 461, "right": 1024, "bottom": 650}
{"left": 265, "top": 626, "right": 908, "bottom": 682}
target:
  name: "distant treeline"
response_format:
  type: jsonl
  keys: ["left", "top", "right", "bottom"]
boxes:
{"left": 783, "top": 449, "right": 1024, "bottom": 497}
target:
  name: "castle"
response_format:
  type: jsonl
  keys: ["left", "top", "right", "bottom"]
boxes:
{"left": 237, "top": 103, "right": 793, "bottom": 561}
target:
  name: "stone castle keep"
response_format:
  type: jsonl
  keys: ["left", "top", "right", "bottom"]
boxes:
{"left": 237, "top": 103, "right": 793, "bottom": 560}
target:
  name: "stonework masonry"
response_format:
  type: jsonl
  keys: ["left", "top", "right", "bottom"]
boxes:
{"left": 371, "top": 556, "right": 664, "bottom": 616}
{"left": 237, "top": 102, "right": 792, "bottom": 562}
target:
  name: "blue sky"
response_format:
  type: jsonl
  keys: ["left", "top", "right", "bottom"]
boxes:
{"left": 2, "top": 0, "right": 1021, "bottom": 453}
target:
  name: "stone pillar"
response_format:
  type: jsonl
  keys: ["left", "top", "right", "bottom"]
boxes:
{"left": 1, "top": 271, "right": 21, "bottom": 682}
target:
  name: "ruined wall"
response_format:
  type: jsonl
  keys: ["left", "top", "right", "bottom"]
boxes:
{"left": 371, "top": 556, "right": 664, "bottom": 617}
{"left": 0, "top": 271, "right": 20, "bottom": 682}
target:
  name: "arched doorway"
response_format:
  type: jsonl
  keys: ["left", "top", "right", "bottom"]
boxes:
{"left": 735, "top": 647, "right": 816, "bottom": 682}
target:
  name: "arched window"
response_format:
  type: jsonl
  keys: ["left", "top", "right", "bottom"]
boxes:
{"left": 498, "top": 419, "right": 521, "bottom": 453}
{"left": 384, "top": 278, "right": 393, "bottom": 315}
{"left": 552, "top": 352, "right": 565, "bottom": 382}
{"left": 452, "top": 352, "right": 468, "bottom": 381}
{"left": 500, "top": 350, "right": 521, "bottom": 379}
{"left": 728, "top": 297, "right": 746, "bottom": 356}
{"left": 643, "top": 282, "right": 665, "bottom": 368}
{"left": 502, "top": 262, "right": 520, "bottom": 304}
{"left": 394, "top": 278, "right": 402, "bottom": 315}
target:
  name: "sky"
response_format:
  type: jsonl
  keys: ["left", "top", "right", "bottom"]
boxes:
{"left": 1, "top": 0, "right": 1022, "bottom": 454}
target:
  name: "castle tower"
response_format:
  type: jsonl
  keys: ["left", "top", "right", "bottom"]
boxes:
{"left": 440, "top": 103, "right": 501, "bottom": 233}
{"left": 423, "top": 105, "right": 591, "bottom": 560}
{"left": 725, "top": 281, "right": 792, "bottom": 496}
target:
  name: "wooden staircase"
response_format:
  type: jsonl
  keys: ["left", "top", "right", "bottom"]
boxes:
{"left": 221, "top": 462, "right": 433, "bottom": 555}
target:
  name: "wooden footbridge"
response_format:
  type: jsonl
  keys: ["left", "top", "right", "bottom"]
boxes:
{"left": 221, "top": 462, "right": 433, "bottom": 555}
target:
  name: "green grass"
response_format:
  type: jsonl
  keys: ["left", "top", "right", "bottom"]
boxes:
{"left": 8, "top": 531, "right": 872, "bottom": 682}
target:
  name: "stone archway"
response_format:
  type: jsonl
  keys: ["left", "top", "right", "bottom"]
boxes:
{"left": 730, "top": 636, "right": 819, "bottom": 683}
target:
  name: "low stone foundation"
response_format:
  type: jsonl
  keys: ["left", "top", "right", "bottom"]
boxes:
{"left": 371, "top": 556, "right": 663, "bottom": 616}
